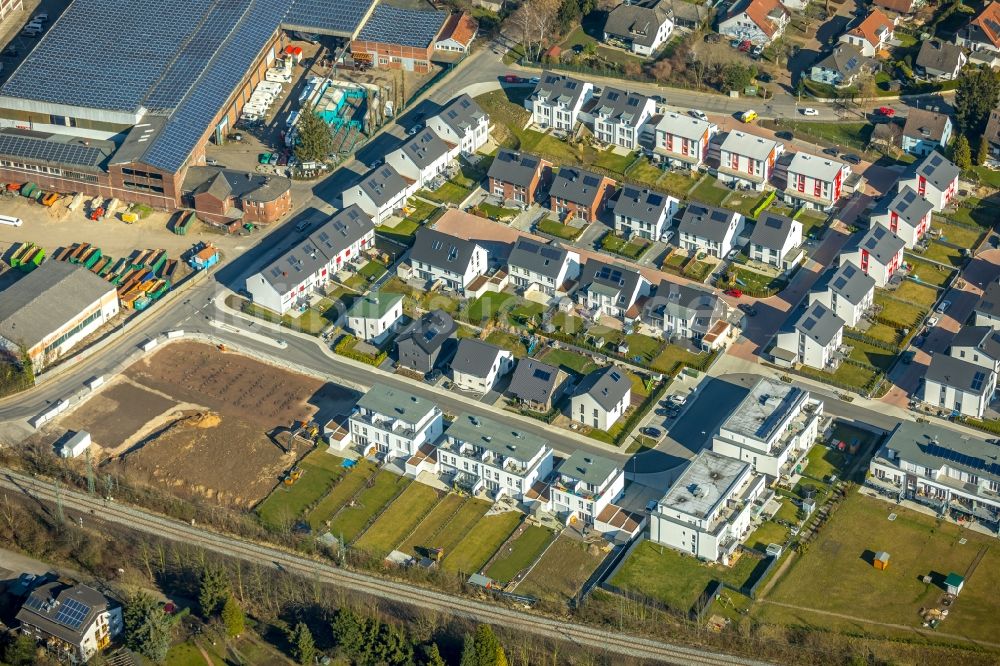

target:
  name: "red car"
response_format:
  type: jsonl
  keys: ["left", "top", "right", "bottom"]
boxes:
{"left": 876, "top": 106, "right": 895, "bottom": 117}
{"left": 725, "top": 288, "right": 743, "bottom": 298}
{"left": 738, "top": 40, "right": 752, "bottom": 52}
{"left": 503, "top": 74, "right": 522, "bottom": 83}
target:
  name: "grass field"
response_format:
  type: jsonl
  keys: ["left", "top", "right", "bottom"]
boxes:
{"left": 731, "top": 267, "right": 786, "bottom": 295}
{"left": 890, "top": 280, "right": 939, "bottom": 308}
{"left": 353, "top": 482, "right": 442, "bottom": 557}
{"left": 442, "top": 511, "right": 523, "bottom": 574}
{"left": 745, "top": 520, "right": 790, "bottom": 552}
{"left": 690, "top": 177, "right": 731, "bottom": 206}
{"left": 649, "top": 342, "right": 707, "bottom": 374}
{"left": 420, "top": 180, "right": 473, "bottom": 205}
{"left": 874, "top": 292, "right": 926, "bottom": 328}
{"left": 468, "top": 291, "right": 517, "bottom": 323}
{"left": 848, "top": 337, "right": 897, "bottom": 371}
{"left": 518, "top": 535, "right": 607, "bottom": 602}
{"left": 485, "top": 330, "right": 528, "bottom": 357}
{"left": 863, "top": 322, "right": 903, "bottom": 346}
{"left": 932, "top": 220, "right": 985, "bottom": 249}
{"left": 539, "top": 347, "right": 599, "bottom": 375}
{"left": 484, "top": 524, "right": 556, "bottom": 583}
{"left": 327, "top": 471, "right": 411, "bottom": 543}
{"left": 601, "top": 232, "right": 649, "bottom": 259}
{"left": 401, "top": 497, "right": 490, "bottom": 557}
{"left": 943, "top": 197, "right": 1000, "bottom": 229}
{"left": 256, "top": 449, "right": 346, "bottom": 529}
{"left": 918, "top": 241, "right": 965, "bottom": 268}
{"left": 797, "top": 362, "right": 880, "bottom": 392}
{"left": 537, "top": 217, "right": 584, "bottom": 240}
{"left": 804, "top": 443, "right": 848, "bottom": 483}
{"left": 798, "top": 210, "right": 829, "bottom": 240}
{"left": 766, "top": 492, "right": 1000, "bottom": 642}
{"left": 905, "top": 256, "right": 955, "bottom": 288}
{"left": 779, "top": 121, "right": 872, "bottom": 151}
{"left": 305, "top": 459, "right": 378, "bottom": 531}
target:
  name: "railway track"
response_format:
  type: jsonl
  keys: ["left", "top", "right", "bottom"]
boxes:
{"left": 0, "top": 469, "right": 771, "bottom": 666}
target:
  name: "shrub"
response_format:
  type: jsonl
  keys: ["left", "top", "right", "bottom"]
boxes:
{"left": 334, "top": 334, "right": 387, "bottom": 367}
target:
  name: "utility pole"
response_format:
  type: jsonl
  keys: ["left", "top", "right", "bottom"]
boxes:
{"left": 54, "top": 480, "right": 64, "bottom": 526}
{"left": 86, "top": 450, "right": 96, "bottom": 496}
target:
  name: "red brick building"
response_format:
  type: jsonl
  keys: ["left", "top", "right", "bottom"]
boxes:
{"left": 185, "top": 167, "right": 292, "bottom": 228}
{"left": 486, "top": 149, "right": 550, "bottom": 206}
{"left": 548, "top": 167, "right": 616, "bottom": 224}
{"left": 351, "top": 5, "right": 448, "bottom": 72}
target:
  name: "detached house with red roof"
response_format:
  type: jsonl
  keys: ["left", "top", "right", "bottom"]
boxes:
{"left": 956, "top": 1, "right": 1000, "bottom": 53}
{"left": 719, "top": 0, "right": 790, "bottom": 46}
{"left": 839, "top": 10, "right": 896, "bottom": 57}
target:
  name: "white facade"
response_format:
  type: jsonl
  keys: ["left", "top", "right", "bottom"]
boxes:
{"left": 385, "top": 137, "right": 453, "bottom": 190}
{"left": 341, "top": 173, "right": 415, "bottom": 225}
{"left": 570, "top": 376, "right": 631, "bottom": 431}
{"left": 426, "top": 101, "right": 490, "bottom": 154}
{"left": 452, "top": 348, "right": 514, "bottom": 393}
{"left": 508, "top": 250, "right": 580, "bottom": 296}
{"left": 783, "top": 152, "right": 850, "bottom": 211}
{"left": 614, "top": 193, "right": 679, "bottom": 241}
{"left": 528, "top": 76, "right": 594, "bottom": 131}
{"left": 346, "top": 294, "right": 404, "bottom": 344}
{"left": 749, "top": 220, "right": 802, "bottom": 268}
{"left": 654, "top": 112, "right": 717, "bottom": 168}
{"left": 870, "top": 187, "right": 933, "bottom": 249}
{"left": 649, "top": 450, "right": 769, "bottom": 565}
{"left": 678, "top": 208, "right": 744, "bottom": 258}
{"left": 411, "top": 243, "right": 487, "bottom": 293}
{"left": 583, "top": 275, "right": 650, "bottom": 319}
{"left": 718, "top": 0, "right": 789, "bottom": 46}
{"left": 841, "top": 235, "right": 904, "bottom": 288}
{"left": 921, "top": 358, "right": 996, "bottom": 419}
{"left": 349, "top": 385, "right": 444, "bottom": 459}
{"left": 898, "top": 159, "right": 959, "bottom": 212}
{"left": 712, "top": 380, "right": 824, "bottom": 478}
{"left": 775, "top": 302, "right": 845, "bottom": 369}
{"left": 839, "top": 12, "right": 895, "bottom": 57}
{"left": 807, "top": 263, "right": 875, "bottom": 328}
{"left": 550, "top": 452, "right": 626, "bottom": 525}
{"left": 717, "top": 131, "right": 782, "bottom": 191}
{"left": 591, "top": 95, "right": 657, "bottom": 151}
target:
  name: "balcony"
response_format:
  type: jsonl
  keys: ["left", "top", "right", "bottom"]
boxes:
{"left": 351, "top": 410, "right": 431, "bottom": 439}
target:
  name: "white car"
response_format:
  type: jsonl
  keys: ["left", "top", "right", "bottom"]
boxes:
{"left": 668, "top": 394, "right": 687, "bottom": 406}
{"left": 801, "top": 108, "right": 819, "bottom": 116}
{"left": 690, "top": 109, "right": 709, "bottom": 121}
{"left": 926, "top": 316, "right": 940, "bottom": 328}
{"left": 936, "top": 300, "right": 951, "bottom": 314}
{"left": 659, "top": 230, "right": 675, "bottom": 243}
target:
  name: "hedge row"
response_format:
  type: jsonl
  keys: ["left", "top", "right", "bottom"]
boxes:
{"left": 843, "top": 328, "right": 902, "bottom": 354}
{"left": 334, "top": 334, "right": 387, "bottom": 367}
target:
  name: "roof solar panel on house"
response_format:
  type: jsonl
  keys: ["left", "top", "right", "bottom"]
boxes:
{"left": 283, "top": 0, "right": 377, "bottom": 35}
{"left": 647, "top": 193, "right": 664, "bottom": 206}
{"left": 356, "top": 4, "right": 447, "bottom": 48}
{"left": 0, "top": 134, "right": 103, "bottom": 167}
{"left": 22, "top": 595, "right": 46, "bottom": 612}
{"left": 972, "top": 371, "right": 987, "bottom": 391}
{"left": 532, "top": 368, "right": 551, "bottom": 380}
{"left": 583, "top": 175, "right": 601, "bottom": 187}
{"left": 53, "top": 598, "right": 91, "bottom": 630}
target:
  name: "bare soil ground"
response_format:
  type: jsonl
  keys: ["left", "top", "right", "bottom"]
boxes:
{"left": 60, "top": 378, "right": 178, "bottom": 449}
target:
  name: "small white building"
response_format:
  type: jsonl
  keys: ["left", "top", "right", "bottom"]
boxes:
{"left": 577, "top": 258, "right": 650, "bottom": 320}
{"left": 613, "top": 185, "right": 678, "bottom": 241}
{"left": 842, "top": 225, "right": 905, "bottom": 288}
{"left": 896, "top": 151, "right": 960, "bottom": 212}
{"left": 409, "top": 227, "right": 487, "bottom": 294}
{"left": 346, "top": 290, "right": 405, "bottom": 344}
{"left": 677, "top": 203, "right": 744, "bottom": 258}
{"left": 425, "top": 93, "right": 490, "bottom": 155}
{"left": 870, "top": 186, "right": 933, "bottom": 249}
{"left": 570, "top": 366, "right": 632, "bottom": 431}
{"left": 839, "top": 9, "right": 896, "bottom": 57}
{"left": 526, "top": 71, "right": 594, "bottom": 132}
{"left": 774, "top": 301, "right": 845, "bottom": 369}
{"left": 718, "top": 131, "right": 782, "bottom": 191}
{"left": 550, "top": 451, "right": 626, "bottom": 526}
{"left": 713, "top": 379, "right": 824, "bottom": 479}
{"left": 436, "top": 412, "right": 554, "bottom": 500}
{"left": 641, "top": 281, "right": 731, "bottom": 344}
{"left": 654, "top": 111, "right": 717, "bottom": 169}
{"left": 648, "top": 450, "right": 768, "bottom": 565}
{"left": 16, "top": 582, "right": 123, "bottom": 664}
{"left": 584, "top": 87, "right": 657, "bottom": 151}
{"left": 950, "top": 326, "right": 1000, "bottom": 373}
{"left": 342, "top": 164, "right": 415, "bottom": 224}
{"left": 748, "top": 211, "right": 803, "bottom": 272}
{"left": 603, "top": 1, "right": 675, "bottom": 56}
{"left": 349, "top": 383, "right": 444, "bottom": 458}
{"left": 507, "top": 237, "right": 580, "bottom": 296}
{"left": 719, "top": 0, "right": 789, "bottom": 46}
{"left": 808, "top": 261, "right": 875, "bottom": 328}
{"left": 921, "top": 354, "right": 996, "bottom": 419}
{"left": 450, "top": 338, "right": 514, "bottom": 394}
{"left": 60, "top": 431, "right": 92, "bottom": 459}
{"left": 385, "top": 127, "right": 454, "bottom": 189}
{"left": 783, "top": 152, "right": 850, "bottom": 212}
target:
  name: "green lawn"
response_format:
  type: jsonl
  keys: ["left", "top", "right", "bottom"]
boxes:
{"left": 904, "top": 256, "right": 954, "bottom": 288}
{"left": 485, "top": 330, "right": 528, "bottom": 357}
{"left": 420, "top": 180, "right": 473, "bottom": 205}
{"left": 551, "top": 312, "right": 586, "bottom": 335}
{"left": 593, "top": 149, "right": 637, "bottom": 174}
{"left": 745, "top": 520, "right": 791, "bottom": 552}
{"left": 778, "top": 121, "right": 872, "bottom": 152}
{"left": 916, "top": 240, "right": 965, "bottom": 268}
{"left": 804, "top": 443, "right": 848, "bottom": 482}
{"left": 468, "top": 291, "right": 517, "bottom": 323}
{"left": 798, "top": 362, "right": 880, "bottom": 392}
{"left": 724, "top": 190, "right": 768, "bottom": 219}
{"left": 485, "top": 525, "right": 556, "bottom": 583}
{"left": 559, "top": 25, "right": 647, "bottom": 70}
{"left": 890, "top": 280, "right": 939, "bottom": 308}
{"left": 625, "top": 333, "right": 664, "bottom": 363}
{"left": 969, "top": 165, "right": 1000, "bottom": 188}
{"left": 327, "top": 470, "right": 411, "bottom": 543}
{"left": 405, "top": 198, "right": 438, "bottom": 223}
{"left": 798, "top": 210, "right": 829, "bottom": 240}
{"left": 400, "top": 497, "right": 490, "bottom": 557}
{"left": 766, "top": 492, "right": 1000, "bottom": 643}
{"left": 943, "top": 196, "right": 1000, "bottom": 229}
{"left": 353, "top": 483, "right": 442, "bottom": 557}
{"left": 650, "top": 343, "right": 708, "bottom": 374}
{"left": 477, "top": 202, "right": 519, "bottom": 220}
{"left": 256, "top": 449, "right": 346, "bottom": 530}
{"left": 376, "top": 218, "right": 420, "bottom": 243}
{"left": 518, "top": 534, "right": 607, "bottom": 602}
{"left": 305, "top": 459, "right": 378, "bottom": 530}
{"left": 241, "top": 299, "right": 330, "bottom": 335}
{"left": 874, "top": 293, "right": 925, "bottom": 328}
{"left": 625, "top": 159, "right": 699, "bottom": 198}
{"left": 601, "top": 232, "right": 649, "bottom": 260}
{"left": 536, "top": 217, "right": 584, "bottom": 240}
{"left": 773, "top": 496, "right": 803, "bottom": 523}
{"left": 539, "top": 347, "right": 599, "bottom": 375}
{"left": 511, "top": 300, "right": 546, "bottom": 324}
{"left": 863, "top": 322, "right": 903, "bottom": 346}
{"left": 684, "top": 259, "right": 715, "bottom": 282}
{"left": 690, "top": 177, "right": 731, "bottom": 206}
{"left": 847, "top": 337, "right": 897, "bottom": 371}
{"left": 442, "top": 510, "right": 523, "bottom": 574}
{"left": 730, "top": 267, "right": 787, "bottom": 295}
{"left": 932, "top": 219, "right": 984, "bottom": 249}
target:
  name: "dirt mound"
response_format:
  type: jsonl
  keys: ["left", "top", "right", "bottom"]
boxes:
{"left": 181, "top": 412, "right": 221, "bottom": 429}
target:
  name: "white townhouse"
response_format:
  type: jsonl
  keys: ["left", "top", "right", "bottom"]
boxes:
{"left": 839, "top": 9, "right": 896, "bottom": 57}
{"left": 869, "top": 421, "right": 1000, "bottom": 527}
{"left": 718, "top": 0, "right": 790, "bottom": 46}
{"left": 975, "top": 282, "right": 1000, "bottom": 329}
{"left": 642, "top": 281, "right": 730, "bottom": 344}
{"left": 349, "top": 383, "right": 444, "bottom": 459}
{"left": 450, "top": 338, "right": 514, "bottom": 394}
{"left": 16, "top": 582, "right": 123, "bottom": 665}
{"left": 385, "top": 127, "right": 454, "bottom": 189}
{"left": 897, "top": 151, "right": 960, "bottom": 212}
{"left": 613, "top": 185, "right": 679, "bottom": 241}
{"left": 246, "top": 205, "right": 375, "bottom": 314}
{"left": 649, "top": 450, "right": 768, "bottom": 565}
{"left": 678, "top": 203, "right": 744, "bottom": 258}
{"left": 551, "top": 451, "right": 626, "bottom": 526}
{"left": 748, "top": 211, "right": 803, "bottom": 272}
{"left": 570, "top": 366, "right": 632, "bottom": 431}
{"left": 346, "top": 290, "right": 405, "bottom": 344}
{"left": 577, "top": 258, "right": 651, "bottom": 319}
{"left": 654, "top": 111, "right": 717, "bottom": 169}
{"left": 842, "top": 225, "right": 905, "bottom": 288}
{"left": 603, "top": 0, "right": 675, "bottom": 56}
{"left": 342, "top": 164, "right": 414, "bottom": 224}
{"left": 718, "top": 130, "right": 782, "bottom": 191}
{"left": 774, "top": 301, "right": 845, "bottom": 370}
{"left": 921, "top": 352, "right": 997, "bottom": 419}
{"left": 425, "top": 93, "right": 490, "bottom": 154}
{"left": 808, "top": 261, "right": 875, "bottom": 328}
{"left": 783, "top": 152, "right": 850, "bottom": 212}
{"left": 583, "top": 87, "right": 656, "bottom": 151}
{"left": 950, "top": 326, "right": 1000, "bottom": 374}
{"left": 870, "top": 186, "right": 933, "bottom": 249}
{"left": 525, "top": 71, "right": 594, "bottom": 132}
{"left": 507, "top": 237, "right": 580, "bottom": 296}
{"left": 713, "top": 379, "right": 825, "bottom": 479}
{"left": 409, "top": 227, "right": 487, "bottom": 294}
{"left": 436, "top": 413, "right": 554, "bottom": 500}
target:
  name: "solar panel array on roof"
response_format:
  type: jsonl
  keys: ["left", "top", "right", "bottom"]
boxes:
{"left": 22, "top": 595, "right": 46, "bottom": 612}
{"left": 972, "top": 371, "right": 988, "bottom": 391}
{"left": 539, "top": 246, "right": 561, "bottom": 260}
{"left": 356, "top": 4, "right": 447, "bottom": 48}
{"left": 926, "top": 442, "right": 1000, "bottom": 477}
{"left": 583, "top": 175, "right": 600, "bottom": 187}
{"left": 596, "top": 266, "right": 625, "bottom": 285}
{"left": 53, "top": 598, "right": 91, "bottom": 630}
{"left": 0, "top": 134, "right": 103, "bottom": 167}
{"left": 533, "top": 368, "right": 551, "bottom": 380}
{"left": 283, "top": 0, "right": 377, "bottom": 35}
{"left": 802, "top": 317, "right": 816, "bottom": 331}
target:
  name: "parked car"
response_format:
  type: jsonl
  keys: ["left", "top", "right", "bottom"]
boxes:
{"left": 926, "top": 316, "right": 940, "bottom": 327}
{"left": 738, "top": 40, "right": 752, "bottom": 52}
{"left": 842, "top": 154, "right": 862, "bottom": 164}
{"left": 655, "top": 407, "right": 671, "bottom": 417}
{"left": 503, "top": 74, "right": 522, "bottom": 83}
{"left": 368, "top": 158, "right": 383, "bottom": 169}
{"left": 822, "top": 147, "right": 839, "bottom": 156}
{"left": 725, "top": 288, "right": 743, "bottom": 298}
{"left": 659, "top": 230, "right": 675, "bottom": 243}
{"left": 641, "top": 427, "right": 662, "bottom": 438}
{"left": 936, "top": 300, "right": 951, "bottom": 314}
{"left": 668, "top": 394, "right": 687, "bottom": 406}
{"left": 407, "top": 123, "right": 423, "bottom": 136}
{"left": 730, "top": 38, "right": 741, "bottom": 48}
{"left": 690, "top": 109, "right": 709, "bottom": 121}
{"left": 801, "top": 108, "right": 819, "bottom": 116}
{"left": 739, "top": 110, "right": 758, "bottom": 123}
{"left": 739, "top": 303, "right": 758, "bottom": 316}
{"left": 876, "top": 106, "right": 895, "bottom": 117}
{"left": 529, "top": 76, "right": 540, "bottom": 84}
{"left": 751, "top": 45, "right": 763, "bottom": 57}
{"left": 776, "top": 130, "right": 794, "bottom": 140}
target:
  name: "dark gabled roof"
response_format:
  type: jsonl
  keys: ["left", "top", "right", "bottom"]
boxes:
{"left": 985, "top": 108, "right": 1000, "bottom": 149}
{"left": 882, "top": 421, "right": 1000, "bottom": 485}
{"left": 613, "top": 186, "right": 672, "bottom": 226}
{"left": 16, "top": 582, "right": 114, "bottom": 646}
{"left": 508, "top": 358, "right": 561, "bottom": 404}
{"left": 794, "top": 301, "right": 845, "bottom": 347}
{"left": 579, "top": 258, "right": 644, "bottom": 307}
{"left": 860, "top": 225, "right": 905, "bottom": 263}
{"left": 977, "top": 282, "right": 1000, "bottom": 318}
{"left": 813, "top": 42, "right": 870, "bottom": 78}
{"left": 529, "top": 71, "right": 590, "bottom": 108}
{"left": 604, "top": 2, "right": 671, "bottom": 48}
{"left": 357, "top": 164, "right": 409, "bottom": 206}
{"left": 916, "top": 40, "right": 965, "bottom": 73}
{"left": 875, "top": 186, "right": 932, "bottom": 226}
{"left": 433, "top": 94, "right": 486, "bottom": 137}
{"left": 575, "top": 366, "right": 631, "bottom": 411}
{"left": 925, "top": 353, "right": 994, "bottom": 395}
{"left": 410, "top": 227, "right": 481, "bottom": 271}
{"left": 355, "top": 4, "right": 448, "bottom": 48}
{"left": 487, "top": 149, "right": 544, "bottom": 188}
{"left": 902, "top": 108, "right": 952, "bottom": 143}
{"left": 749, "top": 211, "right": 797, "bottom": 251}
{"left": 184, "top": 167, "right": 291, "bottom": 203}
{"left": 397, "top": 128, "right": 450, "bottom": 169}
{"left": 678, "top": 203, "right": 738, "bottom": 243}
{"left": 668, "top": 0, "right": 708, "bottom": 23}
{"left": 590, "top": 86, "right": 653, "bottom": 127}
{"left": 451, "top": 338, "right": 507, "bottom": 377}
{"left": 508, "top": 237, "right": 571, "bottom": 279}
{"left": 396, "top": 309, "right": 456, "bottom": 354}
{"left": 951, "top": 325, "right": 1000, "bottom": 361}
{"left": 822, "top": 261, "right": 875, "bottom": 306}
{"left": 902, "top": 151, "right": 960, "bottom": 191}
{"left": 550, "top": 167, "right": 610, "bottom": 207}
{"left": 644, "top": 281, "right": 726, "bottom": 334}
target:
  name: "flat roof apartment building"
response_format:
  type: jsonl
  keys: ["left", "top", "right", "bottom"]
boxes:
{"left": 348, "top": 383, "right": 444, "bottom": 459}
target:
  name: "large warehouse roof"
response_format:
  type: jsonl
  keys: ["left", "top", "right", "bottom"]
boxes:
{"left": 284, "top": 0, "right": 378, "bottom": 35}
{"left": 356, "top": 4, "right": 447, "bottom": 48}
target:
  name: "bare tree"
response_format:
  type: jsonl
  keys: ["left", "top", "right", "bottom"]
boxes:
{"left": 505, "top": 0, "right": 559, "bottom": 61}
